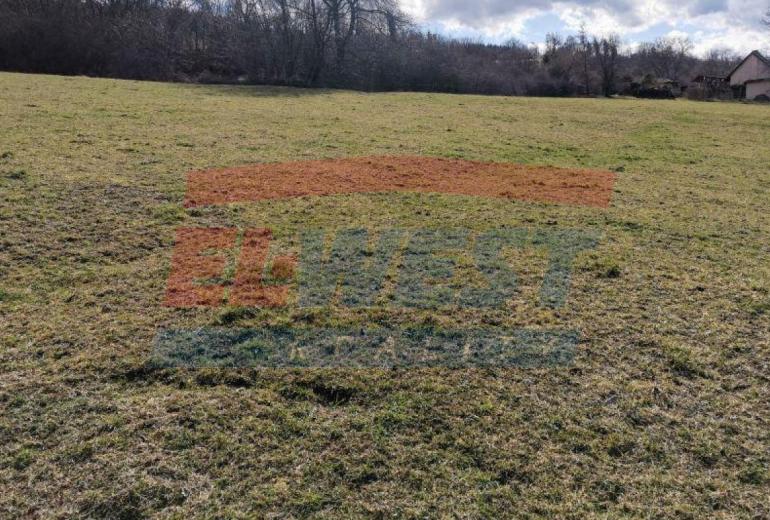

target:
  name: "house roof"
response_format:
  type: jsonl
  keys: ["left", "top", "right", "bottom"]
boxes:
{"left": 745, "top": 77, "right": 770, "bottom": 84}
{"left": 726, "top": 50, "right": 770, "bottom": 80}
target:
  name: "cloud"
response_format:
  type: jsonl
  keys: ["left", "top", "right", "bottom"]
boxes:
{"left": 400, "top": 0, "right": 770, "bottom": 55}
{"left": 689, "top": 0, "right": 728, "bottom": 16}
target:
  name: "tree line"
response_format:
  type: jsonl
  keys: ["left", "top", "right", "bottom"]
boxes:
{"left": 0, "top": 0, "right": 747, "bottom": 96}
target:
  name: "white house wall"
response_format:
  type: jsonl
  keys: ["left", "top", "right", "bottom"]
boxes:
{"left": 746, "top": 80, "right": 770, "bottom": 99}
{"left": 730, "top": 54, "right": 770, "bottom": 86}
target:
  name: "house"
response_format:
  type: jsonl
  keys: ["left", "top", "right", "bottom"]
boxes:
{"left": 726, "top": 50, "right": 770, "bottom": 100}
{"left": 689, "top": 75, "right": 732, "bottom": 100}
{"left": 622, "top": 75, "right": 683, "bottom": 99}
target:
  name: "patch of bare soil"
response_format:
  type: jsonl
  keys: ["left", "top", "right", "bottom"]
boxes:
{"left": 184, "top": 156, "right": 616, "bottom": 208}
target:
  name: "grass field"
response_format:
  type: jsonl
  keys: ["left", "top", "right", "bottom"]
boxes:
{"left": 1, "top": 72, "right": 770, "bottom": 518}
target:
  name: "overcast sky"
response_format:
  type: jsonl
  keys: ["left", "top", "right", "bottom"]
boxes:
{"left": 400, "top": 0, "right": 770, "bottom": 56}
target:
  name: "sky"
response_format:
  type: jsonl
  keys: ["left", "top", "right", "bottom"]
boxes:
{"left": 399, "top": 0, "right": 770, "bottom": 56}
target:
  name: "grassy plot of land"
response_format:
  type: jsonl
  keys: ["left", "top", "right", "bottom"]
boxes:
{"left": 1, "top": 72, "right": 770, "bottom": 518}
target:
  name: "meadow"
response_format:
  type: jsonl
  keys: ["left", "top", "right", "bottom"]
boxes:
{"left": 1, "top": 72, "right": 769, "bottom": 518}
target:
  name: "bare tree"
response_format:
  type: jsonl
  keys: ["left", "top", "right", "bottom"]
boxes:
{"left": 577, "top": 26, "right": 591, "bottom": 95}
{"left": 593, "top": 35, "right": 619, "bottom": 97}
{"left": 302, "top": 0, "right": 333, "bottom": 84}
{"left": 701, "top": 47, "right": 741, "bottom": 76}
{"left": 637, "top": 36, "right": 693, "bottom": 82}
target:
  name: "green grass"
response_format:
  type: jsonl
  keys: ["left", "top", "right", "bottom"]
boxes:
{"left": 1, "top": 72, "right": 770, "bottom": 518}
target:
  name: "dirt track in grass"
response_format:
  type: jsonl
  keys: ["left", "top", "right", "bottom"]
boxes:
{"left": 184, "top": 155, "right": 617, "bottom": 208}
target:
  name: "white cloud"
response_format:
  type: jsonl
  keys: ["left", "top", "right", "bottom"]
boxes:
{"left": 400, "top": 0, "right": 770, "bottom": 55}
{"left": 400, "top": 0, "right": 429, "bottom": 20}
{"left": 555, "top": 4, "right": 649, "bottom": 35}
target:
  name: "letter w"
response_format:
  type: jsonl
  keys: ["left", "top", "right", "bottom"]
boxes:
{"left": 299, "top": 228, "right": 403, "bottom": 307}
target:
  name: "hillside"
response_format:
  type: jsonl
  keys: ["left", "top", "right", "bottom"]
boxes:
{"left": 1, "top": 73, "right": 769, "bottom": 518}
